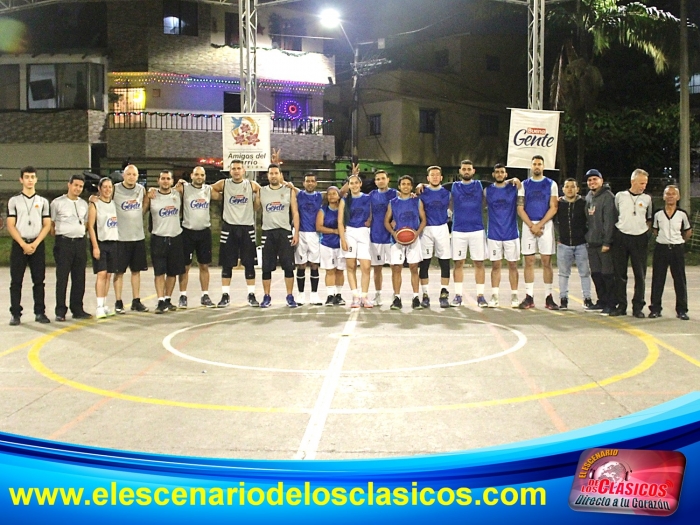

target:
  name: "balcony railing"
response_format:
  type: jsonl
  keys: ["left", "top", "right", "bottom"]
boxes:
{"left": 107, "top": 113, "right": 334, "bottom": 135}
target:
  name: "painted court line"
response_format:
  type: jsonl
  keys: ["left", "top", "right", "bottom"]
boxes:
{"left": 293, "top": 309, "right": 359, "bottom": 460}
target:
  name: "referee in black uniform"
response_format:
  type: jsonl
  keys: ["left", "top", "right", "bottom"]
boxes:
{"left": 50, "top": 174, "right": 92, "bottom": 321}
{"left": 6, "top": 167, "right": 52, "bottom": 326}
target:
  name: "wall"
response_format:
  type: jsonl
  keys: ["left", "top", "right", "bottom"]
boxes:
{"left": 0, "top": 144, "right": 91, "bottom": 190}
{"left": 0, "top": 110, "right": 106, "bottom": 144}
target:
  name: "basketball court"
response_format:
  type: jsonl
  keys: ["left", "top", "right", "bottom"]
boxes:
{"left": 2, "top": 267, "right": 700, "bottom": 460}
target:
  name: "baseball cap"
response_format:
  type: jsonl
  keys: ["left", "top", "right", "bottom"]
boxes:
{"left": 585, "top": 169, "right": 602, "bottom": 180}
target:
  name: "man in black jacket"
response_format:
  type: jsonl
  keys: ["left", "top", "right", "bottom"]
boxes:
{"left": 556, "top": 179, "right": 592, "bottom": 310}
{"left": 584, "top": 169, "right": 617, "bottom": 315}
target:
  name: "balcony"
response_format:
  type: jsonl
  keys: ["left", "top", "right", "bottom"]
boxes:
{"left": 106, "top": 112, "right": 336, "bottom": 162}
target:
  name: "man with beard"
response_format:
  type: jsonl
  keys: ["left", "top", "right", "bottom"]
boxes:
{"left": 294, "top": 173, "right": 323, "bottom": 306}
{"left": 367, "top": 170, "right": 397, "bottom": 306}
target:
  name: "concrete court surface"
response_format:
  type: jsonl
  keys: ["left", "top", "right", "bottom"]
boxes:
{"left": 1, "top": 266, "right": 700, "bottom": 461}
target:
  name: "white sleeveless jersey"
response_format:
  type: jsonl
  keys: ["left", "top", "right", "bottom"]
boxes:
{"left": 260, "top": 185, "right": 292, "bottom": 231}
{"left": 113, "top": 183, "right": 145, "bottom": 241}
{"left": 222, "top": 179, "right": 255, "bottom": 226}
{"left": 93, "top": 199, "right": 119, "bottom": 242}
{"left": 182, "top": 183, "right": 212, "bottom": 230}
{"left": 150, "top": 191, "right": 182, "bottom": 237}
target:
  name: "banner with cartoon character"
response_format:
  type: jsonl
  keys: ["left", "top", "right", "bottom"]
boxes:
{"left": 222, "top": 113, "right": 272, "bottom": 171}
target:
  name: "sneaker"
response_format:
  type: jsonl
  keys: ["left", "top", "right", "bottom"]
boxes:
{"left": 217, "top": 294, "right": 230, "bottom": 308}
{"left": 511, "top": 295, "right": 520, "bottom": 308}
{"left": 545, "top": 295, "right": 559, "bottom": 310}
{"left": 633, "top": 311, "right": 645, "bottom": 319}
{"left": 165, "top": 298, "right": 177, "bottom": 312}
{"left": 55, "top": 315, "right": 66, "bottom": 322}
{"left": 10, "top": 316, "right": 20, "bottom": 326}
{"left": 374, "top": 292, "right": 383, "bottom": 306}
{"left": 477, "top": 295, "right": 488, "bottom": 308}
{"left": 310, "top": 293, "right": 323, "bottom": 306}
{"left": 648, "top": 311, "right": 661, "bottom": 319}
{"left": 105, "top": 306, "right": 115, "bottom": 317}
{"left": 325, "top": 295, "right": 335, "bottom": 306}
{"left": 334, "top": 294, "right": 346, "bottom": 306}
{"left": 131, "top": 299, "right": 149, "bottom": 312}
{"left": 361, "top": 297, "right": 374, "bottom": 309}
{"left": 350, "top": 296, "right": 361, "bottom": 309}
{"left": 286, "top": 294, "right": 298, "bottom": 308}
{"left": 260, "top": 294, "right": 272, "bottom": 308}
{"left": 73, "top": 311, "right": 93, "bottom": 320}
{"left": 585, "top": 301, "right": 604, "bottom": 312}
{"left": 583, "top": 298, "right": 595, "bottom": 310}
{"left": 155, "top": 300, "right": 168, "bottom": 314}
{"left": 178, "top": 296, "right": 188, "bottom": 309}
{"left": 600, "top": 307, "right": 612, "bottom": 316}
{"left": 488, "top": 295, "right": 499, "bottom": 308}
{"left": 609, "top": 308, "right": 627, "bottom": 317}
{"left": 95, "top": 307, "right": 107, "bottom": 319}
{"left": 559, "top": 298, "right": 568, "bottom": 310}
{"left": 412, "top": 296, "right": 423, "bottom": 310}
{"left": 201, "top": 294, "right": 215, "bottom": 308}
{"left": 114, "top": 300, "right": 126, "bottom": 314}
{"left": 439, "top": 290, "right": 450, "bottom": 308}
{"left": 518, "top": 295, "right": 535, "bottom": 309}
{"left": 296, "top": 297, "right": 305, "bottom": 306}
{"left": 677, "top": 312, "right": 690, "bottom": 321}
{"left": 420, "top": 293, "right": 430, "bottom": 309}
{"left": 247, "top": 293, "right": 259, "bottom": 307}
{"left": 391, "top": 296, "right": 402, "bottom": 310}
{"left": 35, "top": 313, "right": 50, "bottom": 324}
{"left": 451, "top": 294, "right": 462, "bottom": 307}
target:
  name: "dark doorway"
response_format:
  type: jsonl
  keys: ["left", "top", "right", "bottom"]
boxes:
{"left": 223, "top": 92, "right": 241, "bottom": 113}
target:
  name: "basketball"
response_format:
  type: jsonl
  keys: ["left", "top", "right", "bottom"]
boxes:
{"left": 395, "top": 227, "right": 417, "bottom": 245}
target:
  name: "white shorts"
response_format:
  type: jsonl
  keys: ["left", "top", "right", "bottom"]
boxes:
{"left": 451, "top": 230, "right": 486, "bottom": 261}
{"left": 390, "top": 239, "right": 422, "bottom": 265}
{"left": 342, "top": 226, "right": 371, "bottom": 261}
{"left": 488, "top": 239, "right": 521, "bottom": 262}
{"left": 420, "top": 224, "right": 451, "bottom": 259}
{"left": 294, "top": 231, "right": 321, "bottom": 265}
{"left": 319, "top": 245, "right": 346, "bottom": 270}
{"left": 369, "top": 242, "right": 391, "bottom": 266}
{"left": 521, "top": 221, "right": 555, "bottom": 256}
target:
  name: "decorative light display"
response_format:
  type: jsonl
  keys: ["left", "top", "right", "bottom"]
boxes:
{"left": 275, "top": 96, "right": 307, "bottom": 119}
{"left": 198, "top": 157, "right": 224, "bottom": 167}
{"left": 109, "top": 72, "right": 326, "bottom": 94}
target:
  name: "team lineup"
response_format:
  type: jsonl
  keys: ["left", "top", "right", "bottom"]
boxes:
{"left": 6, "top": 155, "right": 692, "bottom": 324}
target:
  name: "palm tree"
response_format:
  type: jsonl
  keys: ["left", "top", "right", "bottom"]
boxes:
{"left": 549, "top": 0, "right": 681, "bottom": 181}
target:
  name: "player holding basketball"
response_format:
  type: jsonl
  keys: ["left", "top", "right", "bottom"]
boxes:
{"left": 385, "top": 176, "right": 427, "bottom": 310}
{"left": 338, "top": 174, "right": 373, "bottom": 308}
{"left": 451, "top": 160, "right": 488, "bottom": 307}
{"left": 517, "top": 155, "right": 559, "bottom": 309}
{"left": 316, "top": 186, "right": 346, "bottom": 306}
{"left": 484, "top": 164, "right": 522, "bottom": 308}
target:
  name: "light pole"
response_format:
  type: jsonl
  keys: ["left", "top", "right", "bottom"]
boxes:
{"left": 679, "top": 0, "right": 690, "bottom": 211}
{"left": 320, "top": 9, "right": 359, "bottom": 164}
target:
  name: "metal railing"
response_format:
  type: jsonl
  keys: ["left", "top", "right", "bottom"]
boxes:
{"left": 107, "top": 112, "right": 334, "bottom": 135}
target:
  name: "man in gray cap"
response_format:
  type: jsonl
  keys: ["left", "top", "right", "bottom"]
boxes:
{"left": 584, "top": 169, "right": 617, "bottom": 315}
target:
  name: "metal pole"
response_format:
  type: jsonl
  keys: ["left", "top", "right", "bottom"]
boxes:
{"left": 679, "top": 0, "right": 690, "bottom": 211}
{"left": 527, "top": 0, "right": 544, "bottom": 110}
{"left": 351, "top": 46, "right": 359, "bottom": 164}
{"left": 239, "top": 0, "right": 258, "bottom": 113}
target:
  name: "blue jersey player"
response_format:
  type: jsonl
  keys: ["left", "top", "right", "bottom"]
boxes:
{"left": 368, "top": 170, "right": 397, "bottom": 306}
{"left": 294, "top": 173, "right": 323, "bottom": 305}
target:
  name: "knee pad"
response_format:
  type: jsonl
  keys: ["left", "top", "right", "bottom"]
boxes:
{"left": 439, "top": 258, "right": 451, "bottom": 279}
{"left": 221, "top": 267, "right": 233, "bottom": 279}
{"left": 296, "top": 268, "right": 306, "bottom": 278}
{"left": 284, "top": 269, "right": 294, "bottom": 279}
{"left": 244, "top": 265, "right": 256, "bottom": 281}
{"left": 419, "top": 259, "right": 431, "bottom": 279}
{"left": 262, "top": 271, "right": 272, "bottom": 280}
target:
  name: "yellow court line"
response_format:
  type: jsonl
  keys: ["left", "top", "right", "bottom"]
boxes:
{"left": 26, "top": 311, "right": 661, "bottom": 414}
{"left": 652, "top": 336, "right": 700, "bottom": 368}
{"left": 0, "top": 340, "right": 36, "bottom": 359}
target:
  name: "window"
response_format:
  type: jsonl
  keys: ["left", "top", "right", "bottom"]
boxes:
{"left": 419, "top": 109, "right": 438, "bottom": 134}
{"left": 435, "top": 49, "right": 449, "bottom": 69}
{"left": 27, "top": 63, "right": 104, "bottom": 110}
{"left": 0, "top": 65, "right": 20, "bottom": 110}
{"left": 269, "top": 14, "right": 305, "bottom": 52}
{"left": 163, "top": 0, "right": 199, "bottom": 36}
{"left": 479, "top": 114, "right": 499, "bottom": 137}
{"left": 225, "top": 12, "right": 240, "bottom": 46}
{"left": 368, "top": 114, "right": 381, "bottom": 136}
{"left": 109, "top": 87, "right": 145, "bottom": 124}
{"left": 486, "top": 55, "right": 500, "bottom": 72}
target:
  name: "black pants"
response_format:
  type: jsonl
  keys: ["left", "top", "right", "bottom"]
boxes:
{"left": 612, "top": 229, "right": 648, "bottom": 313}
{"left": 54, "top": 236, "right": 87, "bottom": 317}
{"left": 650, "top": 243, "right": 687, "bottom": 315}
{"left": 10, "top": 240, "right": 46, "bottom": 317}
{"left": 588, "top": 244, "right": 615, "bottom": 308}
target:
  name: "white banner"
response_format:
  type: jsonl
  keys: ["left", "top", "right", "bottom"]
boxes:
{"left": 506, "top": 109, "right": 561, "bottom": 170}
{"left": 222, "top": 113, "right": 272, "bottom": 171}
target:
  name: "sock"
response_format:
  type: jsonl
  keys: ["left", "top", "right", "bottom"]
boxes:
{"left": 328, "top": 286, "right": 336, "bottom": 295}
{"left": 395, "top": 294, "right": 401, "bottom": 299}
{"left": 413, "top": 292, "right": 419, "bottom": 298}
{"left": 222, "top": 286, "right": 230, "bottom": 294}
{"left": 97, "top": 297, "right": 104, "bottom": 307}
{"left": 310, "top": 269, "right": 320, "bottom": 292}
{"left": 422, "top": 284, "right": 430, "bottom": 295}
{"left": 455, "top": 282, "right": 463, "bottom": 295}
{"left": 360, "top": 292, "right": 367, "bottom": 298}
{"left": 296, "top": 269, "right": 306, "bottom": 293}
{"left": 351, "top": 289, "right": 358, "bottom": 297}
{"left": 476, "top": 284, "right": 485, "bottom": 296}
{"left": 247, "top": 285, "right": 255, "bottom": 294}
{"left": 180, "top": 291, "right": 187, "bottom": 297}
{"left": 158, "top": 297, "right": 164, "bottom": 302}
{"left": 491, "top": 287, "right": 499, "bottom": 297}
{"left": 201, "top": 290, "right": 209, "bottom": 297}
{"left": 525, "top": 282, "right": 534, "bottom": 296}
{"left": 165, "top": 296, "right": 171, "bottom": 302}
{"left": 511, "top": 290, "right": 518, "bottom": 298}
{"left": 545, "top": 283, "right": 553, "bottom": 296}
